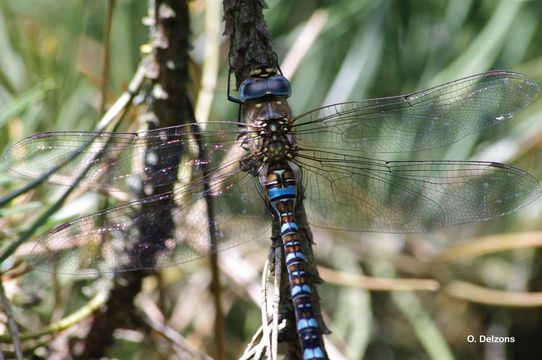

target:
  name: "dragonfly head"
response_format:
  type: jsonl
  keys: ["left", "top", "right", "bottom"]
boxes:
{"left": 237, "top": 66, "right": 297, "bottom": 174}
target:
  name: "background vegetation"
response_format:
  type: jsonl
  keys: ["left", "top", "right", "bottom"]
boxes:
{"left": 1, "top": 0, "right": 542, "bottom": 359}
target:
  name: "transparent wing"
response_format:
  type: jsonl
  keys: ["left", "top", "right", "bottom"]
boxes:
{"left": 292, "top": 71, "right": 539, "bottom": 152}
{"left": 3, "top": 121, "right": 256, "bottom": 192}
{"left": 29, "top": 159, "right": 271, "bottom": 274}
{"left": 296, "top": 149, "right": 541, "bottom": 232}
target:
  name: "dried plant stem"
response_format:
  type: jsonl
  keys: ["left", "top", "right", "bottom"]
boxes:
{"left": 446, "top": 281, "right": 542, "bottom": 307}
{"left": 319, "top": 266, "right": 440, "bottom": 292}
{"left": 271, "top": 245, "right": 281, "bottom": 359}
{"left": 0, "top": 280, "right": 23, "bottom": 359}
{"left": 99, "top": 0, "right": 115, "bottom": 116}
{"left": 0, "top": 291, "right": 108, "bottom": 343}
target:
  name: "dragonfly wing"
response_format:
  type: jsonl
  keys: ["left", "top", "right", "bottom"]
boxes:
{"left": 292, "top": 71, "right": 539, "bottom": 152}
{"left": 3, "top": 121, "right": 254, "bottom": 192}
{"left": 29, "top": 159, "right": 271, "bottom": 274}
{"left": 295, "top": 149, "right": 541, "bottom": 232}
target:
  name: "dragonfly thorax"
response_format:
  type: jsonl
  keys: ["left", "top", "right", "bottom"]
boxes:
{"left": 258, "top": 117, "right": 297, "bottom": 161}
{"left": 239, "top": 98, "right": 298, "bottom": 176}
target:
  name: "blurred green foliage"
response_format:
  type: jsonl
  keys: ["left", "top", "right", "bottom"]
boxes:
{"left": 1, "top": 0, "right": 542, "bottom": 359}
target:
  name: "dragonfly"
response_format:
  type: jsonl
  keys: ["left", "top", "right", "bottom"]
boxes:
{"left": 3, "top": 68, "right": 540, "bottom": 359}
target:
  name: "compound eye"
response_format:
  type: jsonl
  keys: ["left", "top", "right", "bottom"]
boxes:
{"left": 267, "top": 76, "right": 292, "bottom": 98}
{"left": 239, "top": 79, "right": 268, "bottom": 102}
{"left": 239, "top": 74, "right": 292, "bottom": 102}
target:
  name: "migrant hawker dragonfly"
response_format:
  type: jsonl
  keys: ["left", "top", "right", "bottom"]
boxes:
{"left": 3, "top": 68, "right": 540, "bottom": 359}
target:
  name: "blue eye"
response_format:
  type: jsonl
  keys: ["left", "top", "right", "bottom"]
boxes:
{"left": 239, "top": 79, "right": 267, "bottom": 101}
{"left": 239, "top": 75, "right": 292, "bottom": 102}
{"left": 267, "top": 76, "right": 292, "bottom": 98}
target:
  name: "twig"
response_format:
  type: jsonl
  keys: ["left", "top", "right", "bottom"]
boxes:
{"left": 433, "top": 231, "right": 542, "bottom": 263}
{"left": 318, "top": 265, "right": 440, "bottom": 292}
{"left": 239, "top": 258, "right": 269, "bottom": 360}
{"left": 192, "top": 109, "right": 226, "bottom": 359}
{"left": 0, "top": 280, "right": 23, "bottom": 359}
{"left": 96, "top": 59, "right": 147, "bottom": 130}
{"left": 191, "top": 0, "right": 225, "bottom": 351}
{"left": 189, "top": 26, "right": 222, "bottom": 340}
{"left": 241, "top": 239, "right": 286, "bottom": 360}
{"left": 445, "top": 281, "right": 542, "bottom": 307}
{"left": 261, "top": 257, "right": 272, "bottom": 359}
{"left": 99, "top": 0, "right": 115, "bottom": 116}
{"left": 138, "top": 297, "right": 214, "bottom": 360}
{"left": 271, "top": 245, "right": 281, "bottom": 360}
{"left": 239, "top": 325, "right": 264, "bottom": 360}
{"left": 223, "top": 0, "right": 275, "bottom": 84}
{"left": 208, "top": 243, "right": 225, "bottom": 360}
{"left": 0, "top": 290, "right": 107, "bottom": 342}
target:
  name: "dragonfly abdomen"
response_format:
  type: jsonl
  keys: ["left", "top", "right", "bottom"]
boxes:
{"left": 265, "top": 164, "right": 325, "bottom": 360}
